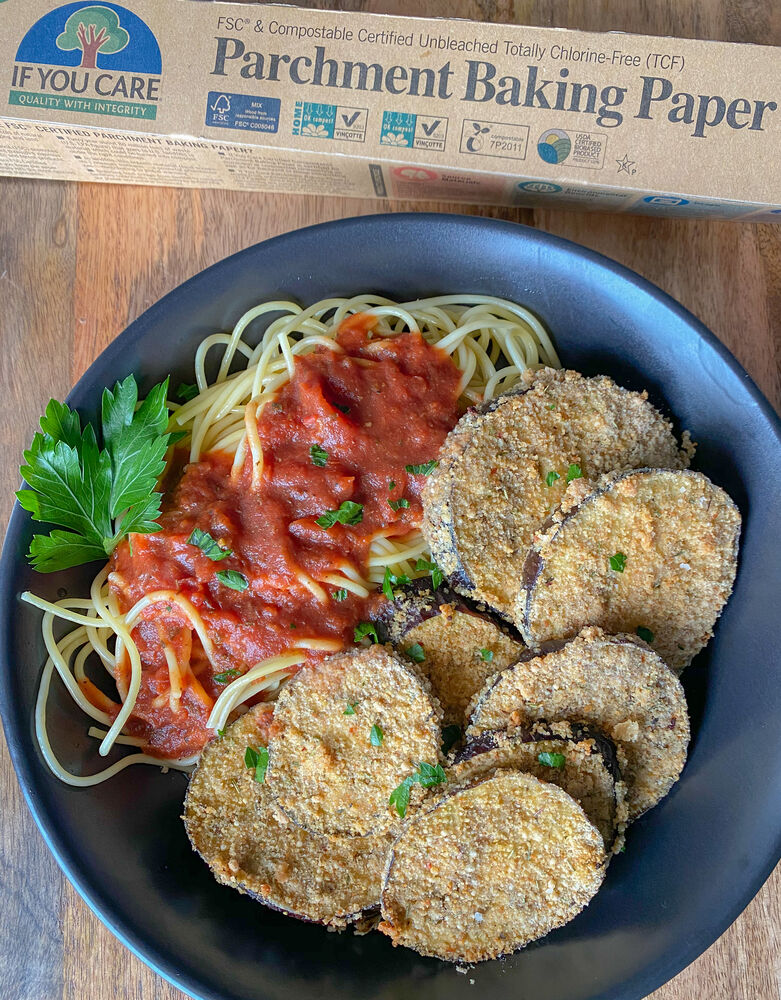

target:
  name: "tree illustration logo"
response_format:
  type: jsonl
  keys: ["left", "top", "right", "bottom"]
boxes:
{"left": 55, "top": 6, "right": 129, "bottom": 69}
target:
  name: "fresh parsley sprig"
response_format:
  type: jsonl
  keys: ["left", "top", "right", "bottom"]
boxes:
{"left": 18, "top": 376, "right": 177, "bottom": 572}
{"left": 315, "top": 500, "right": 363, "bottom": 529}
{"left": 405, "top": 460, "right": 438, "bottom": 476}
{"left": 188, "top": 528, "right": 232, "bottom": 561}
{"left": 245, "top": 745, "right": 269, "bottom": 783}
{"left": 389, "top": 761, "right": 447, "bottom": 818}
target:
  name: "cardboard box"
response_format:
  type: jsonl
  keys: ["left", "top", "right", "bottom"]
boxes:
{"left": 1, "top": 0, "right": 779, "bottom": 220}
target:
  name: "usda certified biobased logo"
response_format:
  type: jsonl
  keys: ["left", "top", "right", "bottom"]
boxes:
{"left": 9, "top": 3, "right": 162, "bottom": 121}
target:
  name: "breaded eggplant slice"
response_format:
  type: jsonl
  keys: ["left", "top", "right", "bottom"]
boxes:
{"left": 266, "top": 645, "right": 442, "bottom": 837}
{"left": 422, "top": 367, "right": 693, "bottom": 616}
{"left": 516, "top": 468, "right": 741, "bottom": 671}
{"left": 183, "top": 706, "right": 392, "bottom": 927}
{"left": 451, "top": 723, "right": 627, "bottom": 853}
{"left": 376, "top": 578, "right": 524, "bottom": 726}
{"left": 466, "top": 626, "right": 689, "bottom": 820}
{"left": 379, "top": 769, "right": 606, "bottom": 962}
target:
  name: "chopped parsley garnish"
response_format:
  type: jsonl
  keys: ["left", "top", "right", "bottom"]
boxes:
{"left": 389, "top": 761, "right": 447, "bottom": 818}
{"left": 332, "top": 589, "right": 348, "bottom": 602}
{"left": 636, "top": 625, "right": 655, "bottom": 643}
{"left": 244, "top": 745, "right": 269, "bottom": 783}
{"left": 216, "top": 728, "right": 226, "bottom": 738}
{"left": 309, "top": 444, "right": 328, "bottom": 467}
{"left": 609, "top": 552, "right": 628, "bottom": 573}
{"left": 315, "top": 500, "right": 363, "bottom": 529}
{"left": 441, "top": 724, "right": 462, "bottom": 755}
{"left": 382, "top": 566, "right": 410, "bottom": 600}
{"left": 415, "top": 558, "right": 443, "bottom": 590}
{"left": 405, "top": 642, "right": 425, "bottom": 663}
{"left": 187, "top": 527, "right": 232, "bottom": 561}
{"left": 388, "top": 480, "right": 396, "bottom": 491}
{"left": 214, "top": 668, "right": 240, "bottom": 684}
{"left": 334, "top": 403, "right": 350, "bottom": 414}
{"left": 545, "top": 470, "right": 561, "bottom": 487}
{"left": 388, "top": 497, "right": 410, "bottom": 512}
{"left": 547, "top": 402, "right": 556, "bottom": 410}
{"left": 566, "top": 463, "right": 583, "bottom": 483}
{"left": 216, "top": 569, "right": 249, "bottom": 591}
{"left": 405, "top": 460, "right": 438, "bottom": 476}
{"left": 417, "top": 761, "right": 447, "bottom": 787}
{"left": 344, "top": 701, "right": 358, "bottom": 716}
{"left": 176, "top": 382, "right": 199, "bottom": 402}
{"left": 353, "top": 621, "right": 378, "bottom": 644}
{"left": 18, "top": 376, "right": 177, "bottom": 572}
{"left": 538, "top": 751, "right": 566, "bottom": 769}
{"left": 479, "top": 648, "right": 494, "bottom": 662}
{"left": 370, "top": 724, "right": 384, "bottom": 747}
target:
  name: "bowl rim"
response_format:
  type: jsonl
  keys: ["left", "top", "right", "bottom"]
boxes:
{"left": 1, "top": 211, "right": 779, "bottom": 1000}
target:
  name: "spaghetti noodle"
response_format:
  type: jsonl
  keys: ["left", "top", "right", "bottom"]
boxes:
{"left": 24, "top": 293, "right": 559, "bottom": 785}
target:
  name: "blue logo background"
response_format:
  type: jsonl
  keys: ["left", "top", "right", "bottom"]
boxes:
{"left": 15, "top": 3, "right": 161, "bottom": 74}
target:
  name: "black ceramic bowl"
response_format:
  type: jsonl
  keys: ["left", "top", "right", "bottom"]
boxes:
{"left": 2, "top": 214, "right": 780, "bottom": 1000}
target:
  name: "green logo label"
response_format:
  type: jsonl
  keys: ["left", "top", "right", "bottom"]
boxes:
{"left": 10, "top": 3, "right": 162, "bottom": 121}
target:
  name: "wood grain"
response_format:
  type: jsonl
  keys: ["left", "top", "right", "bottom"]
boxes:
{"left": 1, "top": 1, "right": 779, "bottom": 998}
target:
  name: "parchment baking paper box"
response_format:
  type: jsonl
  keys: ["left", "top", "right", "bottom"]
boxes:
{"left": 1, "top": 0, "right": 779, "bottom": 220}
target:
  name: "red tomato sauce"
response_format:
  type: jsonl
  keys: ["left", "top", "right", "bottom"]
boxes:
{"left": 108, "top": 316, "right": 462, "bottom": 758}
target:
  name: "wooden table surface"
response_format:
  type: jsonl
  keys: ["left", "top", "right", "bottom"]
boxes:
{"left": 1, "top": 0, "right": 780, "bottom": 997}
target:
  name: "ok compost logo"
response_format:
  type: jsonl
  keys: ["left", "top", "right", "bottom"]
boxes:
{"left": 9, "top": 3, "right": 162, "bottom": 121}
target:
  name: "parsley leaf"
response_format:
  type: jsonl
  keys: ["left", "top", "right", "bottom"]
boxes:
{"left": 344, "top": 701, "right": 358, "bottom": 715}
{"left": 545, "top": 470, "right": 561, "bottom": 487}
{"left": 354, "top": 621, "right": 378, "bottom": 643}
{"left": 176, "top": 383, "right": 199, "bottom": 402}
{"left": 188, "top": 527, "right": 232, "bottom": 561}
{"left": 316, "top": 500, "right": 363, "bottom": 529}
{"left": 636, "top": 625, "right": 655, "bottom": 643}
{"left": 382, "top": 566, "right": 410, "bottom": 600}
{"left": 566, "top": 463, "right": 582, "bottom": 483}
{"left": 389, "top": 762, "right": 447, "bottom": 818}
{"left": 405, "top": 642, "right": 425, "bottom": 663}
{"left": 18, "top": 376, "right": 175, "bottom": 572}
{"left": 479, "top": 648, "right": 494, "bottom": 662}
{"left": 332, "top": 589, "right": 348, "bottom": 602}
{"left": 416, "top": 762, "right": 447, "bottom": 787}
{"left": 244, "top": 745, "right": 269, "bottom": 782}
{"left": 388, "top": 480, "right": 396, "bottom": 491}
{"left": 415, "top": 558, "right": 443, "bottom": 590}
{"left": 216, "top": 570, "right": 249, "bottom": 591}
{"left": 441, "top": 724, "right": 462, "bottom": 755}
{"left": 214, "top": 668, "right": 240, "bottom": 684}
{"left": 389, "top": 778, "right": 413, "bottom": 819}
{"left": 388, "top": 498, "right": 410, "bottom": 512}
{"left": 609, "top": 552, "right": 628, "bottom": 573}
{"left": 370, "top": 724, "right": 384, "bottom": 747}
{"left": 309, "top": 444, "right": 328, "bottom": 467}
{"left": 538, "top": 751, "right": 566, "bottom": 769}
{"left": 405, "top": 460, "right": 438, "bottom": 476}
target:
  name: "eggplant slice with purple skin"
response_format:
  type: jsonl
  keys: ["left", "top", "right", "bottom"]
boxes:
{"left": 515, "top": 468, "right": 741, "bottom": 672}
{"left": 374, "top": 577, "right": 524, "bottom": 728}
{"left": 451, "top": 722, "right": 628, "bottom": 854}
{"left": 183, "top": 706, "right": 393, "bottom": 929}
{"left": 421, "top": 368, "right": 693, "bottom": 618}
{"left": 466, "top": 626, "right": 690, "bottom": 821}
{"left": 265, "top": 645, "right": 442, "bottom": 837}
{"left": 379, "top": 769, "right": 606, "bottom": 963}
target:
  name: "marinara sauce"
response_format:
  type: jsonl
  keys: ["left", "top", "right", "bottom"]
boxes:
{"left": 109, "top": 315, "right": 462, "bottom": 758}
